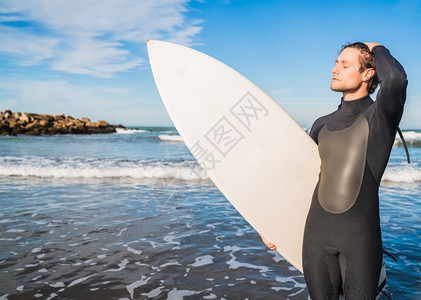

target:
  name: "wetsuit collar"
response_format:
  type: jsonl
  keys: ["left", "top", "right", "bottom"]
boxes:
{"left": 338, "top": 95, "right": 374, "bottom": 113}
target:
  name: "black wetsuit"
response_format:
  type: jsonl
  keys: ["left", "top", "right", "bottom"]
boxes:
{"left": 302, "top": 46, "right": 407, "bottom": 299}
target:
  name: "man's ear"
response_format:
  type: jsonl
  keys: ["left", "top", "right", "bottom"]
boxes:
{"left": 363, "top": 68, "right": 375, "bottom": 82}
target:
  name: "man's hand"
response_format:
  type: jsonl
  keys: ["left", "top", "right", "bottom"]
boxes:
{"left": 365, "top": 42, "right": 382, "bottom": 51}
{"left": 261, "top": 235, "right": 277, "bottom": 251}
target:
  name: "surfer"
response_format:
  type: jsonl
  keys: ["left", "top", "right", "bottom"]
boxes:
{"left": 263, "top": 42, "right": 407, "bottom": 299}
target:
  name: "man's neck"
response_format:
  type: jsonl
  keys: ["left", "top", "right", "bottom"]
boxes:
{"left": 342, "top": 90, "right": 369, "bottom": 101}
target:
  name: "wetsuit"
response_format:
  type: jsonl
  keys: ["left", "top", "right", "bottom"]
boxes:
{"left": 302, "top": 46, "right": 407, "bottom": 299}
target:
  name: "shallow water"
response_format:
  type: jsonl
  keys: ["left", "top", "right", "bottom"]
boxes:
{"left": 0, "top": 177, "right": 420, "bottom": 299}
{"left": 0, "top": 129, "right": 420, "bottom": 299}
{"left": 0, "top": 177, "right": 309, "bottom": 299}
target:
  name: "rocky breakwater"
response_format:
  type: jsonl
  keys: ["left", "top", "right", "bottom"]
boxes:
{"left": 0, "top": 110, "right": 126, "bottom": 136}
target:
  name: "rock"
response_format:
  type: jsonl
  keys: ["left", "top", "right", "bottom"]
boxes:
{"left": 85, "top": 121, "right": 96, "bottom": 127}
{"left": 4, "top": 118, "right": 16, "bottom": 126}
{"left": 39, "top": 119, "right": 50, "bottom": 127}
{"left": 0, "top": 109, "right": 125, "bottom": 136}
{"left": 96, "top": 120, "right": 109, "bottom": 127}
{"left": 53, "top": 114, "right": 65, "bottom": 120}
{"left": 48, "top": 127, "right": 58, "bottom": 135}
{"left": 25, "top": 122, "right": 38, "bottom": 130}
{"left": 19, "top": 113, "right": 30, "bottom": 123}
{"left": 2, "top": 110, "right": 12, "bottom": 119}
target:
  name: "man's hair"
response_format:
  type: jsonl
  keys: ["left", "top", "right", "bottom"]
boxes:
{"left": 341, "top": 42, "right": 379, "bottom": 94}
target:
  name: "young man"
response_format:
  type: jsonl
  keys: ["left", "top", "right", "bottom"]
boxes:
{"left": 263, "top": 42, "right": 407, "bottom": 299}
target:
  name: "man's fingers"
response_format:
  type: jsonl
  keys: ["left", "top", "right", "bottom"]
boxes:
{"left": 260, "top": 235, "right": 277, "bottom": 251}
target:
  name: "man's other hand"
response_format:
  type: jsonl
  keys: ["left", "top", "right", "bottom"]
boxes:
{"left": 261, "top": 235, "right": 277, "bottom": 251}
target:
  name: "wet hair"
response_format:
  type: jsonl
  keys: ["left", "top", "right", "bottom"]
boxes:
{"left": 341, "top": 42, "right": 379, "bottom": 94}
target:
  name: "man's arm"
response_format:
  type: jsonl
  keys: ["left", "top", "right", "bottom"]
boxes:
{"left": 366, "top": 42, "right": 408, "bottom": 115}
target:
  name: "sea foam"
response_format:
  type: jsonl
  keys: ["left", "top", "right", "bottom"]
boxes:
{"left": 382, "top": 165, "right": 421, "bottom": 183}
{"left": 115, "top": 128, "right": 147, "bottom": 134}
{"left": 158, "top": 134, "right": 184, "bottom": 142}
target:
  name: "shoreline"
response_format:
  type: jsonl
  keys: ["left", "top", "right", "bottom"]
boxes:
{"left": 0, "top": 110, "right": 126, "bottom": 136}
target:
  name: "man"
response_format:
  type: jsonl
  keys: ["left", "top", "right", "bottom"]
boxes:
{"left": 263, "top": 42, "right": 407, "bottom": 299}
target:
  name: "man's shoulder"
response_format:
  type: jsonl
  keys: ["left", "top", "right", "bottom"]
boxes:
{"left": 311, "top": 110, "right": 336, "bottom": 129}
{"left": 309, "top": 110, "right": 337, "bottom": 142}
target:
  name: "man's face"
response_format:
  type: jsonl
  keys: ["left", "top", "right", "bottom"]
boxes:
{"left": 331, "top": 47, "right": 365, "bottom": 93}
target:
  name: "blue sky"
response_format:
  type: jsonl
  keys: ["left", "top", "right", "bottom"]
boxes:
{"left": 0, "top": 0, "right": 420, "bottom": 128}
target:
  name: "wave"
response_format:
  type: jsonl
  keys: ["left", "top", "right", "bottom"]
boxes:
{"left": 382, "top": 164, "right": 421, "bottom": 183}
{"left": 1, "top": 156, "right": 420, "bottom": 183}
{"left": 0, "top": 156, "right": 208, "bottom": 180}
{"left": 115, "top": 128, "right": 148, "bottom": 134}
{"left": 394, "top": 131, "right": 421, "bottom": 147}
{"left": 158, "top": 134, "right": 184, "bottom": 142}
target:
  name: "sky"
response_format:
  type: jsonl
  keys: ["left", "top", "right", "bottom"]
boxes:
{"left": 0, "top": 0, "right": 420, "bottom": 128}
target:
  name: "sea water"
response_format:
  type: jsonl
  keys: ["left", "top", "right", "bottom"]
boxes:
{"left": 0, "top": 128, "right": 420, "bottom": 299}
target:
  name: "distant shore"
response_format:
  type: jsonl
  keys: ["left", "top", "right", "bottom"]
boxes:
{"left": 0, "top": 110, "right": 126, "bottom": 136}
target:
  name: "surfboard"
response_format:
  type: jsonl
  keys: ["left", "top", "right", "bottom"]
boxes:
{"left": 147, "top": 40, "right": 387, "bottom": 297}
{"left": 147, "top": 39, "right": 320, "bottom": 272}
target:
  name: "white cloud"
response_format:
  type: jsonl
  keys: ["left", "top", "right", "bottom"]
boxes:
{"left": 0, "top": 25, "right": 59, "bottom": 66}
{"left": 51, "top": 39, "right": 144, "bottom": 78}
{"left": 0, "top": 0, "right": 203, "bottom": 77}
{"left": 0, "top": 77, "right": 172, "bottom": 126}
{"left": 0, "top": 78, "right": 127, "bottom": 115}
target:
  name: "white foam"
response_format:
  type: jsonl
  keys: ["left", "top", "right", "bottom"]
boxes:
{"left": 141, "top": 286, "right": 164, "bottom": 298}
{"left": 382, "top": 165, "right": 421, "bottom": 183}
{"left": 167, "top": 288, "right": 200, "bottom": 299}
{"left": 160, "top": 261, "right": 181, "bottom": 268}
{"left": 189, "top": 255, "right": 214, "bottom": 267}
{"left": 158, "top": 134, "right": 184, "bottom": 142}
{"left": 45, "top": 293, "right": 58, "bottom": 300}
{"left": 126, "top": 246, "right": 142, "bottom": 255}
{"left": 126, "top": 276, "right": 150, "bottom": 299}
{"left": 6, "top": 229, "right": 25, "bottom": 233}
{"left": 397, "top": 131, "right": 421, "bottom": 141}
{"left": 105, "top": 258, "right": 129, "bottom": 272}
{"left": 68, "top": 274, "right": 95, "bottom": 287}
{"left": 0, "top": 156, "right": 209, "bottom": 180}
{"left": 115, "top": 128, "right": 147, "bottom": 134}
{"left": 116, "top": 228, "right": 127, "bottom": 237}
{"left": 275, "top": 276, "right": 306, "bottom": 288}
{"left": 0, "top": 237, "right": 21, "bottom": 241}
{"left": 224, "top": 246, "right": 270, "bottom": 272}
{"left": 394, "top": 131, "right": 421, "bottom": 146}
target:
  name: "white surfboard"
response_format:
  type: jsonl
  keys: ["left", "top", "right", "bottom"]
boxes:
{"left": 147, "top": 40, "right": 387, "bottom": 298}
{"left": 147, "top": 39, "right": 320, "bottom": 272}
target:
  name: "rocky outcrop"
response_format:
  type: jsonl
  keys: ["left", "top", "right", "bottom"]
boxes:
{"left": 0, "top": 110, "right": 126, "bottom": 136}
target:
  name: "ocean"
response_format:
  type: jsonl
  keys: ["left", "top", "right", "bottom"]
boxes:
{"left": 0, "top": 128, "right": 420, "bottom": 300}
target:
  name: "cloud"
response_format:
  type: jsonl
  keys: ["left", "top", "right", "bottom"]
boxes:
{"left": 0, "top": 77, "right": 130, "bottom": 118}
{"left": 0, "top": 0, "right": 203, "bottom": 77}
{"left": 0, "top": 25, "right": 59, "bottom": 66}
{"left": 0, "top": 77, "right": 174, "bottom": 125}
{"left": 51, "top": 39, "right": 144, "bottom": 78}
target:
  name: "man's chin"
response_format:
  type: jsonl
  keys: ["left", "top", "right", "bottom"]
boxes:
{"left": 330, "top": 85, "right": 342, "bottom": 92}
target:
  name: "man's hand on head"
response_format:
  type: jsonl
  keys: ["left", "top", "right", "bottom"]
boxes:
{"left": 365, "top": 42, "right": 383, "bottom": 51}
